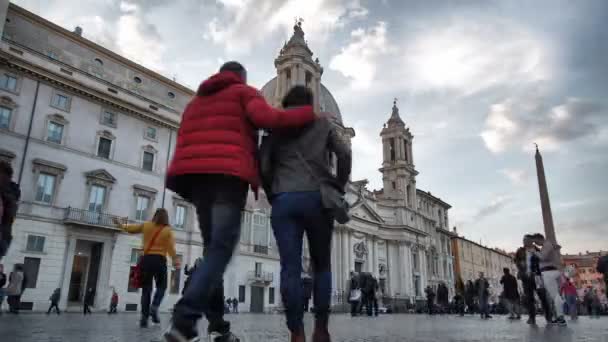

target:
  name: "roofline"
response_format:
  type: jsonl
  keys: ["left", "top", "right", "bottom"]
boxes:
{"left": 452, "top": 236, "right": 513, "bottom": 259}
{"left": 9, "top": 3, "right": 195, "bottom": 96}
{"left": 417, "top": 189, "right": 452, "bottom": 209}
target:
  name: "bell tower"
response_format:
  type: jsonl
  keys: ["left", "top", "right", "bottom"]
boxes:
{"left": 271, "top": 19, "right": 324, "bottom": 112}
{"left": 379, "top": 99, "right": 418, "bottom": 206}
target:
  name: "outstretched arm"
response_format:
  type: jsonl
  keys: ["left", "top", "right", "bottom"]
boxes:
{"left": 242, "top": 86, "right": 316, "bottom": 129}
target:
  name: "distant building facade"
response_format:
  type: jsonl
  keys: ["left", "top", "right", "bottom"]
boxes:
{"left": 451, "top": 234, "right": 515, "bottom": 303}
{"left": 563, "top": 252, "right": 606, "bottom": 302}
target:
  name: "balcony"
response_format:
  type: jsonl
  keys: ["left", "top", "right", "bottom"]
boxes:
{"left": 253, "top": 245, "right": 269, "bottom": 255}
{"left": 64, "top": 207, "right": 131, "bottom": 230}
{"left": 247, "top": 271, "right": 273, "bottom": 284}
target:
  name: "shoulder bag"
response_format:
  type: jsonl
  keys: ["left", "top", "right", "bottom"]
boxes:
{"left": 131, "top": 225, "right": 166, "bottom": 289}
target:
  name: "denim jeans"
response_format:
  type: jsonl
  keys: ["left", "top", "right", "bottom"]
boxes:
{"left": 172, "top": 175, "right": 248, "bottom": 334}
{"left": 140, "top": 254, "right": 167, "bottom": 319}
{"left": 271, "top": 191, "right": 333, "bottom": 333}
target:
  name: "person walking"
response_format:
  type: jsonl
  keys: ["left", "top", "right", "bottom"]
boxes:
{"left": 514, "top": 234, "right": 552, "bottom": 325}
{"left": 535, "top": 234, "right": 566, "bottom": 326}
{"left": 231, "top": 298, "right": 238, "bottom": 314}
{"left": 560, "top": 277, "right": 577, "bottom": 320}
{"left": 108, "top": 288, "right": 118, "bottom": 314}
{"left": 83, "top": 288, "right": 95, "bottom": 315}
{"left": 465, "top": 280, "right": 476, "bottom": 315}
{"left": 115, "top": 208, "right": 179, "bottom": 328}
{"left": 425, "top": 286, "right": 436, "bottom": 315}
{"left": 0, "top": 264, "right": 6, "bottom": 314}
{"left": 164, "top": 62, "right": 317, "bottom": 342}
{"left": 0, "top": 161, "right": 20, "bottom": 260}
{"left": 6, "top": 263, "right": 24, "bottom": 314}
{"left": 47, "top": 288, "right": 61, "bottom": 315}
{"left": 455, "top": 276, "right": 466, "bottom": 316}
{"left": 437, "top": 283, "right": 449, "bottom": 314}
{"left": 500, "top": 268, "right": 521, "bottom": 320}
{"left": 261, "top": 85, "right": 351, "bottom": 342}
{"left": 475, "top": 272, "right": 491, "bottom": 319}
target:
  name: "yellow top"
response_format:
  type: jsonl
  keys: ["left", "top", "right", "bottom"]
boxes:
{"left": 120, "top": 221, "right": 177, "bottom": 259}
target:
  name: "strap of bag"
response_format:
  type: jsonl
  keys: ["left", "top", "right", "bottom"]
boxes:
{"left": 294, "top": 150, "right": 321, "bottom": 183}
{"left": 143, "top": 225, "right": 166, "bottom": 255}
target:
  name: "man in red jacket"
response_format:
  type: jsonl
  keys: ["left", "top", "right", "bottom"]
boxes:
{"left": 165, "top": 62, "right": 317, "bottom": 342}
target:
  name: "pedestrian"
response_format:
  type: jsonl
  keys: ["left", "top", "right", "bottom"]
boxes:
{"left": 534, "top": 234, "right": 566, "bottom": 326}
{"left": 465, "top": 280, "right": 476, "bottom": 315}
{"left": 596, "top": 252, "right": 608, "bottom": 297}
{"left": 0, "top": 161, "right": 20, "bottom": 260}
{"left": 231, "top": 298, "right": 238, "bottom": 314}
{"left": 560, "top": 277, "right": 577, "bottom": 320}
{"left": 590, "top": 288, "right": 601, "bottom": 318}
{"left": 514, "top": 234, "right": 552, "bottom": 325}
{"left": 425, "top": 285, "right": 436, "bottom": 315}
{"left": 475, "top": 272, "right": 491, "bottom": 319}
{"left": 500, "top": 268, "right": 521, "bottom": 320}
{"left": 115, "top": 208, "right": 179, "bottom": 328}
{"left": 302, "top": 274, "right": 313, "bottom": 313}
{"left": 437, "top": 283, "right": 449, "bottom": 313}
{"left": 455, "top": 276, "right": 466, "bottom": 316}
{"left": 348, "top": 272, "right": 361, "bottom": 317}
{"left": 108, "top": 288, "right": 118, "bottom": 314}
{"left": 47, "top": 288, "right": 61, "bottom": 315}
{"left": 261, "top": 85, "right": 351, "bottom": 342}
{"left": 83, "top": 288, "right": 95, "bottom": 315}
{"left": 0, "top": 263, "right": 6, "bottom": 314}
{"left": 360, "top": 273, "right": 378, "bottom": 317}
{"left": 6, "top": 263, "right": 24, "bottom": 314}
{"left": 164, "top": 61, "right": 317, "bottom": 342}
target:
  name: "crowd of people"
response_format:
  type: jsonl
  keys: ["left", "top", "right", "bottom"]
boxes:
{"left": 347, "top": 272, "right": 381, "bottom": 317}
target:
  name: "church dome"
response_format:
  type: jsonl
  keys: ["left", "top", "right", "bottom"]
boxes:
{"left": 261, "top": 76, "right": 343, "bottom": 125}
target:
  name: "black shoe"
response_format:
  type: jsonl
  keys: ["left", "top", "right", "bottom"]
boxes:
{"left": 164, "top": 324, "right": 200, "bottom": 342}
{"left": 140, "top": 318, "right": 149, "bottom": 328}
{"left": 151, "top": 306, "right": 161, "bottom": 324}
{"left": 527, "top": 318, "right": 536, "bottom": 325}
{"left": 211, "top": 332, "right": 240, "bottom": 342}
{"left": 555, "top": 317, "right": 567, "bottom": 327}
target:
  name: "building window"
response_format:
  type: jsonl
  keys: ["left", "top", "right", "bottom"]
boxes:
{"left": 238, "top": 285, "right": 246, "bottom": 302}
{"left": 285, "top": 69, "right": 291, "bottom": 84}
{"left": 305, "top": 71, "right": 312, "bottom": 88}
{"left": 412, "top": 251, "right": 419, "bottom": 271}
{"left": 145, "top": 127, "right": 157, "bottom": 141}
{"left": 26, "top": 235, "right": 45, "bottom": 253}
{"left": 97, "top": 137, "right": 112, "bottom": 159}
{"left": 0, "top": 73, "right": 17, "bottom": 92}
{"left": 391, "top": 181, "right": 396, "bottom": 190}
{"left": 142, "top": 151, "right": 155, "bottom": 171}
{"left": 414, "top": 275, "right": 421, "bottom": 297}
{"left": 35, "top": 172, "right": 56, "bottom": 204}
{"left": 133, "top": 76, "right": 142, "bottom": 84}
{"left": 128, "top": 249, "right": 142, "bottom": 292}
{"left": 174, "top": 205, "right": 186, "bottom": 229}
{"left": 51, "top": 92, "right": 71, "bottom": 111}
{"left": 101, "top": 111, "right": 117, "bottom": 127}
{"left": 355, "top": 261, "right": 363, "bottom": 273}
{"left": 88, "top": 185, "right": 106, "bottom": 213}
{"left": 23, "top": 257, "right": 41, "bottom": 288}
{"left": 389, "top": 138, "right": 396, "bottom": 161}
{"left": 0, "top": 106, "right": 12, "bottom": 129}
{"left": 94, "top": 58, "right": 103, "bottom": 66}
{"left": 46, "top": 121, "right": 64, "bottom": 144}
{"left": 170, "top": 255, "right": 183, "bottom": 294}
{"left": 269, "top": 287, "right": 275, "bottom": 304}
{"left": 168, "top": 91, "right": 175, "bottom": 99}
{"left": 135, "top": 195, "right": 150, "bottom": 221}
{"left": 255, "top": 262, "right": 263, "bottom": 277}
{"left": 252, "top": 213, "right": 268, "bottom": 254}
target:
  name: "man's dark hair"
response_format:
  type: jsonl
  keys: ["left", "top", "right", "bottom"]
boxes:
{"left": 282, "top": 85, "right": 313, "bottom": 108}
{"left": 532, "top": 233, "right": 545, "bottom": 240}
{"left": 219, "top": 61, "right": 246, "bottom": 78}
{"left": 503, "top": 268, "right": 510, "bottom": 274}
{"left": 0, "top": 160, "right": 13, "bottom": 178}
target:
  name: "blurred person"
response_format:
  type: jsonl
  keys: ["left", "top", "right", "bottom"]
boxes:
{"left": 535, "top": 234, "right": 566, "bottom": 326}
{"left": 500, "top": 268, "right": 521, "bottom": 320}
{"left": 47, "top": 288, "right": 61, "bottom": 315}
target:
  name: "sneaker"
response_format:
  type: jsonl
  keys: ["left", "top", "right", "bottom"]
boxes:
{"left": 210, "top": 332, "right": 240, "bottom": 342}
{"left": 151, "top": 306, "right": 161, "bottom": 325}
{"left": 164, "top": 324, "right": 200, "bottom": 342}
{"left": 555, "top": 317, "right": 567, "bottom": 327}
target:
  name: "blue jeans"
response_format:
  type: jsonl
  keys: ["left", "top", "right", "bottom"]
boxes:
{"left": 271, "top": 191, "right": 333, "bottom": 333}
{"left": 172, "top": 175, "right": 248, "bottom": 333}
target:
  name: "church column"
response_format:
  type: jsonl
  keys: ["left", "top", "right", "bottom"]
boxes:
{"left": 408, "top": 142, "right": 414, "bottom": 165}
{"left": 292, "top": 65, "right": 299, "bottom": 85}
{"left": 371, "top": 236, "right": 377, "bottom": 276}
{"left": 342, "top": 227, "right": 350, "bottom": 287}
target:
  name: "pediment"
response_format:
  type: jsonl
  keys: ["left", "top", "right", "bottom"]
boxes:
{"left": 85, "top": 169, "right": 116, "bottom": 183}
{"left": 351, "top": 201, "right": 384, "bottom": 223}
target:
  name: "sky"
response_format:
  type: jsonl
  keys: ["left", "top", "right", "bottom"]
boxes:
{"left": 14, "top": 0, "right": 608, "bottom": 254}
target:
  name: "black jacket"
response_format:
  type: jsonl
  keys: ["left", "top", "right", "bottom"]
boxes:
{"left": 500, "top": 274, "right": 519, "bottom": 300}
{"left": 0, "top": 272, "right": 6, "bottom": 288}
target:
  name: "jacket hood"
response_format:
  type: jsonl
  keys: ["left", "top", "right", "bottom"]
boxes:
{"left": 197, "top": 71, "right": 244, "bottom": 96}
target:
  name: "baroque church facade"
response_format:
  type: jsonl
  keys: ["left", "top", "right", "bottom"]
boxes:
{"left": 259, "top": 22, "right": 456, "bottom": 307}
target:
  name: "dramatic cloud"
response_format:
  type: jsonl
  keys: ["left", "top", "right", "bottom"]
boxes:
{"left": 329, "top": 21, "right": 392, "bottom": 89}
{"left": 481, "top": 97, "right": 605, "bottom": 153}
{"left": 203, "top": 0, "right": 369, "bottom": 54}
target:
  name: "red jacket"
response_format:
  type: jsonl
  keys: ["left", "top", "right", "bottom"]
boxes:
{"left": 166, "top": 71, "right": 315, "bottom": 196}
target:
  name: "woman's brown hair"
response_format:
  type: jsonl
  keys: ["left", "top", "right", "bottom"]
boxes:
{"left": 152, "top": 208, "right": 170, "bottom": 226}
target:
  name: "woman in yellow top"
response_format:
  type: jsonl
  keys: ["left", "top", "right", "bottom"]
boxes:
{"left": 114, "top": 208, "right": 180, "bottom": 328}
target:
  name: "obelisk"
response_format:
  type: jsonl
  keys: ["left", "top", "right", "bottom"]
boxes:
{"left": 534, "top": 144, "right": 558, "bottom": 245}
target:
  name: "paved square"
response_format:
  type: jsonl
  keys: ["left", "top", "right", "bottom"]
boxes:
{"left": 0, "top": 313, "right": 606, "bottom": 342}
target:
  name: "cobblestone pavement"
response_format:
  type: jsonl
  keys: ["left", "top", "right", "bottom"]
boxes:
{"left": 0, "top": 313, "right": 607, "bottom": 342}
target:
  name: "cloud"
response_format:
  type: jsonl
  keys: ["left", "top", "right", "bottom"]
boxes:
{"left": 473, "top": 195, "right": 511, "bottom": 221}
{"left": 350, "top": 120, "right": 383, "bottom": 189}
{"left": 481, "top": 97, "right": 605, "bottom": 154}
{"left": 203, "top": 0, "right": 368, "bottom": 54}
{"left": 329, "top": 21, "right": 392, "bottom": 89}
{"left": 400, "top": 18, "right": 551, "bottom": 94}
{"left": 500, "top": 168, "right": 529, "bottom": 186}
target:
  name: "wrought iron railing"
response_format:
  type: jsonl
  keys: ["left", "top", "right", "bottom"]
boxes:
{"left": 247, "top": 271, "right": 273, "bottom": 283}
{"left": 64, "top": 207, "right": 131, "bottom": 228}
